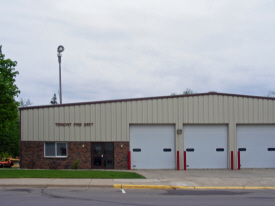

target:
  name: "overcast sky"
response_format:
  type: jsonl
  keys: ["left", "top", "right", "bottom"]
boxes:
{"left": 1, "top": 1, "right": 275, "bottom": 106}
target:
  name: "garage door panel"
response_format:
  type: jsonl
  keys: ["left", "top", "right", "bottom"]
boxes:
{"left": 132, "top": 159, "right": 175, "bottom": 169}
{"left": 132, "top": 161, "right": 175, "bottom": 169}
{"left": 184, "top": 125, "right": 228, "bottom": 169}
{"left": 187, "top": 146, "right": 226, "bottom": 152}
{"left": 130, "top": 125, "right": 175, "bottom": 169}
{"left": 186, "top": 152, "right": 227, "bottom": 169}
{"left": 131, "top": 143, "right": 174, "bottom": 151}
{"left": 237, "top": 125, "right": 275, "bottom": 168}
{"left": 131, "top": 139, "right": 173, "bottom": 145}
{"left": 132, "top": 151, "right": 174, "bottom": 158}
{"left": 240, "top": 156, "right": 275, "bottom": 168}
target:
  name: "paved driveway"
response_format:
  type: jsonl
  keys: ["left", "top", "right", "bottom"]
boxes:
{"left": 129, "top": 169, "right": 275, "bottom": 186}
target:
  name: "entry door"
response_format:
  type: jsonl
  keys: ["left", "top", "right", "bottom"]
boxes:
{"left": 92, "top": 143, "right": 114, "bottom": 169}
{"left": 92, "top": 143, "right": 104, "bottom": 169}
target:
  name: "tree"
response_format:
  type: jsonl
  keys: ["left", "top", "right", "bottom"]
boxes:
{"left": 0, "top": 120, "right": 20, "bottom": 157}
{"left": 0, "top": 45, "right": 20, "bottom": 157}
{"left": 171, "top": 88, "right": 196, "bottom": 96}
{"left": 20, "top": 98, "right": 32, "bottom": 107}
{"left": 267, "top": 90, "right": 275, "bottom": 98}
{"left": 0, "top": 45, "right": 20, "bottom": 132}
{"left": 50, "top": 93, "right": 58, "bottom": 104}
{"left": 182, "top": 88, "right": 196, "bottom": 95}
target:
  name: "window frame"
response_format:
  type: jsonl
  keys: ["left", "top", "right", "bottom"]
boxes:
{"left": 44, "top": 142, "right": 68, "bottom": 158}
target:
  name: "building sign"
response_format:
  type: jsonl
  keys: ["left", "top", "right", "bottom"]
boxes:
{"left": 55, "top": 123, "right": 94, "bottom": 127}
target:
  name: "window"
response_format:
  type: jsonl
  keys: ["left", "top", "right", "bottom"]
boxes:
{"left": 104, "top": 143, "right": 114, "bottom": 169}
{"left": 44, "top": 142, "right": 67, "bottom": 157}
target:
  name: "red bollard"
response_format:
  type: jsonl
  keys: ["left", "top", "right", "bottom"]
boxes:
{"left": 231, "top": 151, "right": 234, "bottom": 170}
{"left": 238, "top": 151, "right": 240, "bottom": 170}
{"left": 177, "top": 151, "right": 179, "bottom": 170}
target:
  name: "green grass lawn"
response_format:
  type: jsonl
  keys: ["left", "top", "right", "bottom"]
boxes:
{"left": 0, "top": 169, "right": 145, "bottom": 179}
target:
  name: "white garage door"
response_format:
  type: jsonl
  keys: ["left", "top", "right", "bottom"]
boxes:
{"left": 130, "top": 125, "right": 175, "bottom": 169}
{"left": 237, "top": 125, "right": 275, "bottom": 168}
{"left": 183, "top": 125, "right": 228, "bottom": 169}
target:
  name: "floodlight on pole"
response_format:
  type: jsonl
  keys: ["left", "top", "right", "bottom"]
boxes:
{"left": 57, "top": 45, "right": 64, "bottom": 104}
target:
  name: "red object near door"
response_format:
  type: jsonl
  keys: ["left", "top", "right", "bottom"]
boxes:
{"left": 231, "top": 151, "right": 234, "bottom": 170}
{"left": 177, "top": 151, "right": 179, "bottom": 170}
{"left": 238, "top": 151, "right": 241, "bottom": 170}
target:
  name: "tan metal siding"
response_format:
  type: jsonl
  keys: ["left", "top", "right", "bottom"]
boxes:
{"left": 121, "top": 102, "right": 127, "bottom": 142}
{"left": 29, "top": 109, "right": 34, "bottom": 141}
{"left": 21, "top": 95, "right": 275, "bottom": 142}
{"left": 173, "top": 98, "right": 178, "bottom": 124}
{"left": 21, "top": 110, "right": 28, "bottom": 140}
{"left": 152, "top": 99, "right": 158, "bottom": 123}
{"left": 168, "top": 98, "right": 174, "bottom": 123}
{"left": 228, "top": 96, "right": 234, "bottom": 124}
{"left": 105, "top": 103, "right": 111, "bottom": 142}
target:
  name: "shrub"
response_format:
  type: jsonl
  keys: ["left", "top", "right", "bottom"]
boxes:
{"left": 0, "top": 152, "right": 10, "bottom": 161}
{"left": 71, "top": 160, "right": 80, "bottom": 170}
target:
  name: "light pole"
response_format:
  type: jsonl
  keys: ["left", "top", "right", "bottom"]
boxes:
{"left": 57, "top": 45, "right": 64, "bottom": 104}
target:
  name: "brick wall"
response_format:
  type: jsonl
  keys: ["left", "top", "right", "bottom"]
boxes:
{"left": 114, "top": 142, "right": 129, "bottom": 170}
{"left": 20, "top": 141, "right": 92, "bottom": 169}
{"left": 21, "top": 141, "right": 129, "bottom": 170}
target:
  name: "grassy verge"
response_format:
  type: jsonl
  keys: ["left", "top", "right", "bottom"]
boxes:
{"left": 0, "top": 169, "right": 145, "bottom": 179}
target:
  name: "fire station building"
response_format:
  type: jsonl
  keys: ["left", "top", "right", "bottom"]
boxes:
{"left": 19, "top": 92, "right": 275, "bottom": 170}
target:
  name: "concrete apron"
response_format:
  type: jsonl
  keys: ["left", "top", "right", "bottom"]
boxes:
{"left": 1, "top": 169, "right": 275, "bottom": 189}
{"left": 119, "top": 169, "right": 275, "bottom": 189}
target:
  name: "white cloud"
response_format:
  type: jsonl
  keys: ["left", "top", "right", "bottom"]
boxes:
{"left": 1, "top": 0, "right": 275, "bottom": 105}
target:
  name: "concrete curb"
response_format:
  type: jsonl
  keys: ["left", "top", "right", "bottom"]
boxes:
{"left": 0, "top": 184, "right": 114, "bottom": 188}
{"left": 114, "top": 184, "right": 275, "bottom": 190}
{"left": 1, "top": 183, "right": 275, "bottom": 190}
{"left": 114, "top": 184, "right": 173, "bottom": 190}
